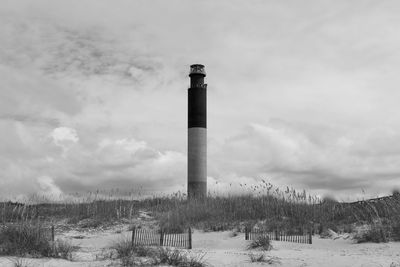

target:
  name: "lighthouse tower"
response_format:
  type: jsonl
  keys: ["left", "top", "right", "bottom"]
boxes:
{"left": 188, "top": 64, "right": 207, "bottom": 199}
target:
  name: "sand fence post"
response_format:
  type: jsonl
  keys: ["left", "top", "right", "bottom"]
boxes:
{"left": 308, "top": 228, "right": 312, "bottom": 244}
{"left": 51, "top": 224, "right": 55, "bottom": 242}
{"left": 188, "top": 227, "right": 192, "bottom": 249}
{"left": 245, "top": 226, "right": 249, "bottom": 240}
{"left": 160, "top": 229, "right": 164, "bottom": 246}
{"left": 275, "top": 230, "right": 279, "bottom": 241}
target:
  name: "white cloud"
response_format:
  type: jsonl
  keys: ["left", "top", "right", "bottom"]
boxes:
{"left": 37, "top": 176, "right": 63, "bottom": 199}
{"left": 50, "top": 127, "right": 79, "bottom": 157}
{"left": 209, "top": 120, "right": 400, "bottom": 199}
{"left": 51, "top": 127, "right": 79, "bottom": 143}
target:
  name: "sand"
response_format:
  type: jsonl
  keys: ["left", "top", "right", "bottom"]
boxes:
{"left": 1, "top": 226, "right": 400, "bottom": 266}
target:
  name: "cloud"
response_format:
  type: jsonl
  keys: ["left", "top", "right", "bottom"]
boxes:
{"left": 1, "top": 0, "right": 400, "bottom": 199}
{"left": 54, "top": 136, "right": 186, "bottom": 195}
{"left": 37, "top": 176, "right": 63, "bottom": 199}
{"left": 209, "top": 120, "right": 400, "bottom": 199}
{"left": 50, "top": 127, "right": 79, "bottom": 157}
{"left": 51, "top": 127, "right": 79, "bottom": 143}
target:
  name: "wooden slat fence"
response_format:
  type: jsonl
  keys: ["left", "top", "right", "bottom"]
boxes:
{"left": 245, "top": 228, "right": 312, "bottom": 244}
{"left": 131, "top": 227, "right": 192, "bottom": 249}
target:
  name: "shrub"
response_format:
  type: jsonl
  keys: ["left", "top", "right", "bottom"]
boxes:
{"left": 248, "top": 253, "right": 280, "bottom": 264}
{"left": 391, "top": 221, "right": 400, "bottom": 241}
{"left": 155, "top": 248, "right": 208, "bottom": 267}
{"left": 53, "top": 239, "right": 77, "bottom": 260}
{"left": 110, "top": 239, "right": 160, "bottom": 266}
{"left": 247, "top": 235, "right": 272, "bottom": 251}
{"left": 111, "top": 238, "right": 134, "bottom": 259}
{"left": 132, "top": 244, "right": 155, "bottom": 257}
{"left": 0, "top": 224, "right": 53, "bottom": 257}
{"left": 110, "top": 241, "right": 208, "bottom": 267}
{"left": 185, "top": 253, "right": 208, "bottom": 267}
{"left": 249, "top": 252, "right": 266, "bottom": 262}
{"left": 156, "top": 248, "right": 186, "bottom": 266}
{"left": 110, "top": 239, "right": 137, "bottom": 266}
{"left": 355, "top": 224, "right": 388, "bottom": 243}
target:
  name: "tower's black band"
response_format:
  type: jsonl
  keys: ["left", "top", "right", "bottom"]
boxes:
{"left": 188, "top": 87, "right": 207, "bottom": 128}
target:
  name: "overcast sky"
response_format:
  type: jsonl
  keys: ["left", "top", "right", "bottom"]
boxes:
{"left": 1, "top": 0, "right": 400, "bottom": 201}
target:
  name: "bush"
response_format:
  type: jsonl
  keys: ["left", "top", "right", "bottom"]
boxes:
{"left": 110, "top": 239, "right": 161, "bottom": 266}
{"left": 132, "top": 244, "right": 155, "bottom": 257}
{"left": 355, "top": 224, "right": 389, "bottom": 243}
{"left": 111, "top": 238, "right": 135, "bottom": 259}
{"left": 155, "top": 248, "right": 207, "bottom": 267}
{"left": 110, "top": 240, "right": 207, "bottom": 267}
{"left": 53, "top": 239, "right": 77, "bottom": 260}
{"left": 249, "top": 252, "right": 267, "bottom": 262}
{"left": 156, "top": 248, "right": 185, "bottom": 265}
{"left": 391, "top": 221, "right": 400, "bottom": 241}
{"left": 247, "top": 235, "right": 272, "bottom": 251}
{"left": 0, "top": 224, "right": 53, "bottom": 257}
{"left": 248, "top": 253, "right": 280, "bottom": 264}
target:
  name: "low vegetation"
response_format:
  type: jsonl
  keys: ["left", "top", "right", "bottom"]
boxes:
{"left": 0, "top": 223, "right": 76, "bottom": 260}
{"left": 247, "top": 235, "right": 272, "bottom": 251}
{"left": 0, "top": 223, "right": 53, "bottom": 257}
{"left": 248, "top": 253, "right": 280, "bottom": 264}
{"left": 354, "top": 223, "right": 389, "bottom": 243}
{"left": 248, "top": 252, "right": 267, "bottom": 262}
{"left": 391, "top": 218, "right": 400, "bottom": 241}
{"left": 1, "top": 184, "right": 400, "bottom": 249}
{"left": 53, "top": 239, "right": 77, "bottom": 260}
{"left": 111, "top": 238, "right": 208, "bottom": 266}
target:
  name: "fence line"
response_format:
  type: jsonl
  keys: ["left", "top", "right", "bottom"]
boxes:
{"left": 131, "top": 227, "right": 192, "bottom": 249}
{"left": 245, "top": 227, "right": 312, "bottom": 244}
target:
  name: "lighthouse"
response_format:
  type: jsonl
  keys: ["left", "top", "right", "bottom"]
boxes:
{"left": 188, "top": 64, "right": 207, "bottom": 199}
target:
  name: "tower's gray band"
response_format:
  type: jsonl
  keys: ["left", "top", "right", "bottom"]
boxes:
{"left": 188, "top": 127, "right": 207, "bottom": 198}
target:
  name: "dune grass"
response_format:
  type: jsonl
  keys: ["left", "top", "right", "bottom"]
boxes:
{"left": 1, "top": 185, "right": 400, "bottom": 242}
{"left": 110, "top": 239, "right": 208, "bottom": 267}
{"left": 247, "top": 235, "right": 272, "bottom": 251}
{"left": 0, "top": 223, "right": 53, "bottom": 257}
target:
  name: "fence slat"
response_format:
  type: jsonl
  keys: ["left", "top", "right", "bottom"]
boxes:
{"left": 131, "top": 227, "right": 136, "bottom": 246}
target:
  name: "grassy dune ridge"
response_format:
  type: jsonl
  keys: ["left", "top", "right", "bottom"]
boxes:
{"left": 1, "top": 188, "right": 399, "bottom": 235}
{"left": 0, "top": 187, "right": 400, "bottom": 261}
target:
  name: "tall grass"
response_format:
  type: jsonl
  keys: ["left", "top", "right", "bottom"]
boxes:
{"left": 0, "top": 223, "right": 53, "bottom": 257}
{"left": 1, "top": 186, "right": 400, "bottom": 239}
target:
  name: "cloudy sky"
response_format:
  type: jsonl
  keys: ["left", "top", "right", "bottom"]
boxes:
{"left": 1, "top": 0, "right": 400, "bottom": 201}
